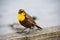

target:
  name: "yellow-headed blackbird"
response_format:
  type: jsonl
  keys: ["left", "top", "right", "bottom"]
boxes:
{"left": 17, "top": 9, "right": 42, "bottom": 32}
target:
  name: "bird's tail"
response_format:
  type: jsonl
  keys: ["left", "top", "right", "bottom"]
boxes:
{"left": 35, "top": 25, "right": 42, "bottom": 29}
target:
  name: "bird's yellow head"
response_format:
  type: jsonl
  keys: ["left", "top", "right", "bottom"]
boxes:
{"left": 17, "top": 9, "right": 25, "bottom": 22}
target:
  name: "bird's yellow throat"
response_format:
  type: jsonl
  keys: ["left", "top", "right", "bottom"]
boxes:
{"left": 17, "top": 13, "right": 25, "bottom": 22}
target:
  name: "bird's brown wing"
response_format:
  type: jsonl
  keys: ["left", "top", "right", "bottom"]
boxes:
{"left": 26, "top": 13, "right": 36, "bottom": 25}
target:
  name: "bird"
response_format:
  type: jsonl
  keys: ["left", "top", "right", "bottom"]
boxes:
{"left": 17, "top": 9, "right": 42, "bottom": 32}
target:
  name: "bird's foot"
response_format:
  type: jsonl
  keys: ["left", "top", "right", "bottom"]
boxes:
{"left": 16, "top": 30, "right": 26, "bottom": 33}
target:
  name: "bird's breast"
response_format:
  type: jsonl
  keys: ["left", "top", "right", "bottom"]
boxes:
{"left": 17, "top": 14, "right": 25, "bottom": 22}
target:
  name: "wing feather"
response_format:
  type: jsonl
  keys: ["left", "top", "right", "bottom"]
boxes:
{"left": 26, "top": 13, "right": 36, "bottom": 25}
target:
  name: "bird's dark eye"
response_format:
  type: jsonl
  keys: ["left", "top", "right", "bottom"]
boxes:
{"left": 20, "top": 11, "right": 23, "bottom": 13}
{"left": 18, "top": 11, "right": 23, "bottom": 14}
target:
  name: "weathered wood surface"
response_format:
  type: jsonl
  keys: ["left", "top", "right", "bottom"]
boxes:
{"left": 0, "top": 26, "right": 60, "bottom": 40}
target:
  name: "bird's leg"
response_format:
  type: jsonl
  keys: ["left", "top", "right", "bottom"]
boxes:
{"left": 31, "top": 27, "right": 34, "bottom": 29}
{"left": 20, "top": 28, "right": 27, "bottom": 33}
{"left": 27, "top": 27, "right": 35, "bottom": 34}
{"left": 25, "top": 28, "right": 31, "bottom": 34}
{"left": 16, "top": 28, "right": 27, "bottom": 33}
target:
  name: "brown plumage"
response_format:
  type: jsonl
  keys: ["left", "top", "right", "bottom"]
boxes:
{"left": 18, "top": 9, "right": 42, "bottom": 29}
